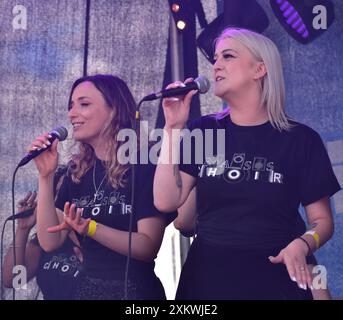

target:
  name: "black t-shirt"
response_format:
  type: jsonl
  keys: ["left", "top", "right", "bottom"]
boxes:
{"left": 36, "top": 237, "right": 82, "bottom": 300}
{"left": 56, "top": 159, "right": 175, "bottom": 280}
{"left": 179, "top": 113, "right": 341, "bottom": 250}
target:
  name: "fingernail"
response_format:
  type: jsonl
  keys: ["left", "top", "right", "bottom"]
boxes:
{"left": 291, "top": 277, "right": 297, "bottom": 282}
{"left": 310, "top": 285, "right": 314, "bottom": 290}
{"left": 180, "top": 83, "right": 186, "bottom": 87}
{"left": 42, "top": 144, "right": 48, "bottom": 148}
{"left": 46, "top": 141, "right": 51, "bottom": 146}
{"left": 48, "top": 134, "right": 52, "bottom": 138}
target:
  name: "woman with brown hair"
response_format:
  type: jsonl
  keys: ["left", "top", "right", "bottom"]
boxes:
{"left": 30, "top": 74, "right": 172, "bottom": 299}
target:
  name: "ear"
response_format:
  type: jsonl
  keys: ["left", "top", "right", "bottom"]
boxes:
{"left": 254, "top": 62, "right": 267, "bottom": 80}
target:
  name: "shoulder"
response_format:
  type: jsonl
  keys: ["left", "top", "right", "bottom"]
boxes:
{"left": 286, "top": 120, "right": 322, "bottom": 142}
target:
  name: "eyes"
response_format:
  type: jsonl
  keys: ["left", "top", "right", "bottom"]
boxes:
{"left": 214, "top": 53, "right": 235, "bottom": 62}
{"left": 223, "top": 53, "right": 235, "bottom": 59}
{"left": 68, "top": 102, "right": 91, "bottom": 111}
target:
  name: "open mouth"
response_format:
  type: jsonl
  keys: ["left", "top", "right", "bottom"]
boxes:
{"left": 72, "top": 122, "right": 84, "bottom": 129}
{"left": 215, "top": 76, "right": 225, "bottom": 82}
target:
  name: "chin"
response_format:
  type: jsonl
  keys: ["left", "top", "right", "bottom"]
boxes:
{"left": 213, "top": 88, "right": 226, "bottom": 99}
{"left": 72, "top": 132, "right": 88, "bottom": 143}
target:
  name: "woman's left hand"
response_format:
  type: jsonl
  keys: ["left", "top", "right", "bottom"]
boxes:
{"left": 47, "top": 202, "right": 90, "bottom": 236}
{"left": 268, "top": 238, "right": 313, "bottom": 290}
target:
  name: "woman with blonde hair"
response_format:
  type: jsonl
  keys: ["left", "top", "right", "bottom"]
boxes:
{"left": 154, "top": 28, "right": 340, "bottom": 299}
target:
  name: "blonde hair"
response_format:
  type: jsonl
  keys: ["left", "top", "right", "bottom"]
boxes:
{"left": 68, "top": 74, "right": 137, "bottom": 189}
{"left": 216, "top": 27, "right": 292, "bottom": 131}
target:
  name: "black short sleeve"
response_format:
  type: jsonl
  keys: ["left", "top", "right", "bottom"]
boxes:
{"left": 299, "top": 130, "right": 341, "bottom": 206}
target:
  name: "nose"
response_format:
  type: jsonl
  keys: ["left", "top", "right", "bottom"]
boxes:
{"left": 68, "top": 105, "right": 77, "bottom": 121}
{"left": 213, "top": 58, "right": 223, "bottom": 71}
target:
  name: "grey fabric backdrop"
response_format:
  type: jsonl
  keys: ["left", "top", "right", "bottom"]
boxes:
{"left": 0, "top": 0, "right": 342, "bottom": 299}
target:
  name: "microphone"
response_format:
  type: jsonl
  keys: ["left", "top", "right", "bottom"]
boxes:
{"left": 6, "top": 208, "right": 35, "bottom": 221}
{"left": 17, "top": 126, "right": 68, "bottom": 167}
{"left": 142, "top": 75, "right": 210, "bottom": 102}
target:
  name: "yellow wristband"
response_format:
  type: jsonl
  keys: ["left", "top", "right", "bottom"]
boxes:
{"left": 305, "top": 230, "right": 320, "bottom": 249}
{"left": 87, "top": 220, "right": 97, "bottom": 237}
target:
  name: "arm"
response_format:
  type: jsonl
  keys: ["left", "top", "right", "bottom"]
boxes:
{"left": 269, "top": 197, "right": 334, "bottom": 291}
{"left": 154, "top": 129, "right": 196, "bottom": 212}
{"left": 48, "top": 203, "right": 166, "bottom": 262}
{"left": 28, "top": 134, "right": 69, "bottom": 252}
{"left": 3, "top": 192, "right": 42, "bottom": 287}
{"left": 302, "top": 196, "right": 334, "bottom": 252}
{"left": 174, "top": 186, "right": 197, "bottom": 232}
{"left": 91, "top": 216, "right": 166, "bottom": 262}
{"left": 153, "top": 79, "right": 198, "bottom": 212}
{"left": 3, "top": 229, "right": 41, "bottom": 288}
{"left": 36, "top": 175, "right": 69, "bottom": 252}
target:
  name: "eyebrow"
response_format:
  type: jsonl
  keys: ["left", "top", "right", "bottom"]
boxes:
{"left": 69, "top": 96, "right": 91, "bottom": 109}
{"left": 214, "top": 48, "right": 238, "bottom": 58}
{"left": 77, "top": 96, "right": 91, "bottom": 100}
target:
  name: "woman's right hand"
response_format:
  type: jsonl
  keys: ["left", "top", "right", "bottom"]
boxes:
{"left": 17, "top": 191, "right": 37, "bottom": 230}
{"left": 28, "top": 133, "right": 59, "bottom": 177}
{"left": 162, "top": 78, "right": 198, "bottom": 130}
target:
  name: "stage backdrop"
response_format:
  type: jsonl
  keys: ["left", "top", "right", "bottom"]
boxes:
{"left": 0, "top": 0, "right": 342, "bottom": 299}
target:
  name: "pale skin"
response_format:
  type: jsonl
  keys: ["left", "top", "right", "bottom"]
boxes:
{"left": 154, "top": 37, "right": 334, "bottom": 292}
{"left": 3, "top": 192, "right": 40, "bottom": 287}
{"left": 3, "top": 190, "right": 82, "bottom": 288}
{"left": 31, "top": 81, "right": 166, "bottom": 262}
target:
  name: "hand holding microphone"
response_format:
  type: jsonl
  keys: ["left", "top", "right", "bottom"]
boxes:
{"left": 19, "top": 126, "right": 68, "bottom": 177}
{"left": 6, "top": 191, "right": 37, "bottom": 229}
{"left": 158, "top": 76, "right": 210, "bottom": 130}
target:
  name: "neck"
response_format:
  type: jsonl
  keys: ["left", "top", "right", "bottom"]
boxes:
{"left": 224, "top": 86, "right": 268, "bottom": 126}
{"left": 89, "top": 139, "right": 111, "bottom": 161}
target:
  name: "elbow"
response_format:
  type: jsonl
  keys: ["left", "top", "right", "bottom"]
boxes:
{"left": 37, "top": 233, "right": 60, "bottom": 252}
{"left": 173, "top": 218, "right": 195, "bottom": 236}
{"left": 40, "top": 243, "right": 57, "bottom": 253}
{"left": 173, "top": 218, "right": 185, "bottom": 231}
{"left": 154, "top": 199, "right": 177, "bottom": 213}
{"left": 38, "top": 238, "right": 59, "bottom": 252}
{"left": 137, "top": 250, "right": 158, "bottom": 263}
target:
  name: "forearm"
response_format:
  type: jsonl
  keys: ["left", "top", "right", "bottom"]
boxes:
{"left": 174, "top": 187, "right": 197, "bottom": 231}
{"left": 36, "top": 175, "right": 65, "bottom": 251}
{"left": 154, "top": 127, "right": 183, "bottom": 211}
{"left": 301, "top": 218, "right": 334, "bottom": 254}
{"left": 3, "top": 228, "right": 30, "bottom": 287}
{"left": 91, "top": 223, "right": 159, "bottom": 262}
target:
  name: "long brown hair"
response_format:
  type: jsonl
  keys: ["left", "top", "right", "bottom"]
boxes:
{"left": 68, "top": 74, "right": 137, "bottom": 188}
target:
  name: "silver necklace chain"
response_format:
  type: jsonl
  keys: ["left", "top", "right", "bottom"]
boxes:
{"left": 92, "top": 160, "right": 107, "bottom": 202}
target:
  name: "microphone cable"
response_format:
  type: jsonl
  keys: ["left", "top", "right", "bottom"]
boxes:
{"left": 124, "top": 99, "right": 143, "bottom": 300}
{"left": 1, "top": 165, "right": 20, "bottom": 300}
{"left": 0, "top": 215, "right": 10, "bottom": 299}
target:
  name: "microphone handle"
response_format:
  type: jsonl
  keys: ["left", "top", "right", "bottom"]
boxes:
{"left": 17, "top": 135, "right": 56, "bottom": 167}
{"left": 142, "top": 82, "right": 199, "bottom": 102}
{"left": 160, "top": 83, "right": 198, "bottom": 98}
{"left": 7, "top": 208, "right": 35, "bottom": 221}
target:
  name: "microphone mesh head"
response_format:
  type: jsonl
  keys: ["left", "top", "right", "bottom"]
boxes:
{"left": 51, "top": 126, "right": 68, "bottom": 141}
{"left": 195, "top": 76, "right": 210, "bottom": 94}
